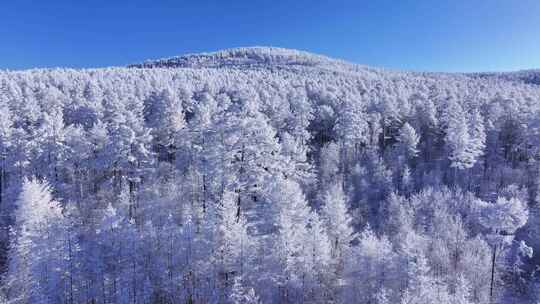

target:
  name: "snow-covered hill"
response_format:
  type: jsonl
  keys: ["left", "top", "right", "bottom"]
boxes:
{"left": 1, "top": 47, "right": 540, "bottom": 304}
{"left": 472, "top": 69, "right": 540, "bottom": 86}
{"left": 130, "top": 47, "right": 540, "bottom": 87}
{"left": 128, "top": 46, "right": 404, "bottom": 80}
{"left": 129, "top": 47, "right": 355, "bottom": 69}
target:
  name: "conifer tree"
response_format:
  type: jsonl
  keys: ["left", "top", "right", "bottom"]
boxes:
{"left": 445, "top": 99, "right": 473, "bottom": 170}
{"left": 216, "top": 190, "right": 252, "bottom": 285}
{"left": 397, "top": 122, "right": 420, "bottom": 160}
{"left": 0, "top": 101, "right": 13, "bottom": 207}
{"left": 467, "top": 109, "right": 486, "bottom": 167}
{"left": 6, "top": 179, "right": 74, "bottom": 303}
{"left": 453, "top": 274, "right": 472, "bottom": 304}
{"left": 321, "top": 184, "right": 355, "bottom": 261}
{"left": 229, "top": 277, "right": 261, "bottom": 304}
{"left": 144, "top": 87, "right": 186, "bottom": 163}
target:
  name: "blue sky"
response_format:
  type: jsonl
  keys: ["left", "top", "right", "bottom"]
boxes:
{"left": 1, "top": 0, "right": 539, "bottom": 72}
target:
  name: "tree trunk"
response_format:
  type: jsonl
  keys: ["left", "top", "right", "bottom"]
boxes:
{"left": 0, "top": 165, "right": 3, "bottom": 208}
{"left": 68, "top": 234, "right": 74, "bottom": 304}
{"left": 489, "top": 245, "right": 497, "bottom": 303}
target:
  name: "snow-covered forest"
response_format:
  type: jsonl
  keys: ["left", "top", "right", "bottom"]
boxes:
{"left": 1, "top": 47, "right": 540, "bottom": 303}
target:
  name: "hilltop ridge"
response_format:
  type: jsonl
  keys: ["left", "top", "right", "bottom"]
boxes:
{"left": 129, "top": 47, "right": 540, "bottom": 86}
{"left": 129, "top": 47, "right": 349, "bottom": 68}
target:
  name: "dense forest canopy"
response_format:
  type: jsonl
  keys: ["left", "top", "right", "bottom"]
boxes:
{"left": 1, "top": 47, "right": 540, "bottom": 303}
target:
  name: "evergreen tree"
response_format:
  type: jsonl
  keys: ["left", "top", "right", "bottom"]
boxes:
{"left": 32, "top": 109, "right": 67, "bottom": 187}
{"left": 334, "top": 98, "right": 369, "bottom": 155}
{"left": 216, "top": 190, "right": 252, "bottom": 285}
{"left": 478, "top": 196, "right": 529, "bottom": 302}
{"left": 445, "top": 99, "right": 473, "bottom": 170}
{"left": 453, "top": 274, "right": 472, "bottom": 304}
{"left": 0, "top": 101, "right": 13, "bottom": 207}
{"left": 402, "top": 253, "right": 449, "bottom": 304}
{"left": 144, "top": 87, "right": 186, "bottom": 163}
{"left": 6, "top": 179, "right": 75, "bottom": 303}
{"left": 229, "top": 277, "right": 261, "bottom": 304}
{"left": 397, "top": 122, "right": 420, "bottom": 160}
{"left": 467, "top": 109, "right": 486, "bottom": 167}
{"left": 321, "top": 184, "right": 355, "bottom": 261}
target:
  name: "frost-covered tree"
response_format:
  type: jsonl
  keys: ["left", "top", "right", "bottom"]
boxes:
{"left": 105, "top": 98, "right": 153, "bottom": 218}
{"left": 229, "top": 277, "right": 261, "bottom": 304}
{"left": 319, "top": 141, "right": 341, "bottom": 189}
{"left": 468, "top": 109, "right": 486, "bottom": 166}
{"left": 453, "top": 274, "right": 472, "bottom": 304}
{"left": 216, "top": 190, "right": 252, "bottom": 286}
{"left": 401, "top": 253, "right": 449, "bottom": 304}
{"left": 0, "top": 101, "right": 13, "bottom": 207}
{"left": 334, "top": 98, "right": 369, "bottom": 159}
{"left": 276, "top": 179, "right": 313, "bottom": 292}
{"left": 478, "top": 196, "right": 529, "bottom": 302}
{"left": 144, "top": 87, "right": 185, "bottom": 163}
{"left": 396, "top": 122, "right": 420, "bottom": 160}
{"left": 321, "top": 184, "right": 355, "bottom": 261}
{"left": 445, "top": 99, "right": 473, "bottom": 171}
{"left": 219, "top": 92, "right": 286, "bottom": 225}
{"left": 345, "top": 226, "right": 401, "bottom": 303}
{"left": 6, "top": 179, "right": 75, "bottom": 304}
{"left": 274, "top": 177, "right": 331, "bottom": 302}
{"left": 63, "top": 125, "right": 91, "bottom": 203}
{"left": 31, "top": 109, "right": 67, "bottom": 187}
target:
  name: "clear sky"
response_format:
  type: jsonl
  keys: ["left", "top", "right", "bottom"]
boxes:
{"left": 1, "top": 0, "right": 540, "bottom": 72}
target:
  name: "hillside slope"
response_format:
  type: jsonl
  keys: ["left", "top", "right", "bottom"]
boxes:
{"left": 129, "top": 46, "right": 362, "bottom": 70}
{"left": 0, "top": 48, "right": 540, "bottom": 303}
{"left": 130, "top": 46, "right": 540, "bottom": 86}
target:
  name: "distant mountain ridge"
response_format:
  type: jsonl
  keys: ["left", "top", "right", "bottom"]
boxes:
{"left": 129, "top": 47, "right": 540, "bottom": 86}
{"left": 127, "top": 47, "right": 384, "bottom": 75}
{"left": 471, "top": 69, "right": 540, "bottom": 86}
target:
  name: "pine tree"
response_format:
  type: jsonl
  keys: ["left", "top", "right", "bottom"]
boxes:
{"left": 216, "top": 190, "right": 252, "bottom": 285}
{"left": 276, "top": 179, "right": 312, "bottom": 286}
{"left": 10, "top": 127, "right": 30, "bottom": 179}
{"left": 378, "top": 94, "right": 403, "bottom": 150}
{"left": 219, "top": 92, "right": 286, "bottom": 226}
{"left": 19, "top": 91, "right": 42, "bottom": 130}
{"left": 106, "top": 103, "right": 153, "bottom": 214}
{"left": 319, "top": 142, "right": 341, "bottom": 188}
{"left": 6, "top": 179, "right": 74, "bottom": 303}
{"left": 334, "top": 98, "right": 369, "bottom": 159}
{"left": 280, "top": 131, "right": 314, "bottom": 184}
{"left": 63, "top": 125, "right": 91, "bottom": 203}
{"left": 32, "top": 109, "right": 67, "bottom": 187}
{"left": 96, "top": 203, "right": 127, "bottom": 303}
{"left": 478, "top": 196, "right": 529, "bottom": 302}
{"left": 402, "top": 253, "right": 448, "bottom": 304}
{"left": 273, "top": 177, "right": 332, "bottom": 301}
{"left": 144, "top": 87, "right": 186, "bottom": 163}
{"left": 467, "top": 109, "right": 486, "bottom": 167}
{"left": 229, "top": 277, "right": 261, "bottom": 304}
{"left": 304, "top": 212, "right": 332, "bottom": 302}
{"left": 415, "top": 98, "right": 439, "bottom": 163}
{"left": 286, "top": 88, "right": 313, "bottom": 147}
{"left": 445, "top": 99, "right": 473, "bottom": 170}
{"left": 453, "top": 274, "right": 472, "bottom": 304}
{"left": 0, "top": 101, "right": 13, "bottom": 207}
{"left": 321, "top": 184, "right": 355, "bottom": 261}
{"left": 345, "top": 226, "right": 398, "bottom": 304}
{"left": 397, "top": 122, "right": 420, "bottom": 160}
